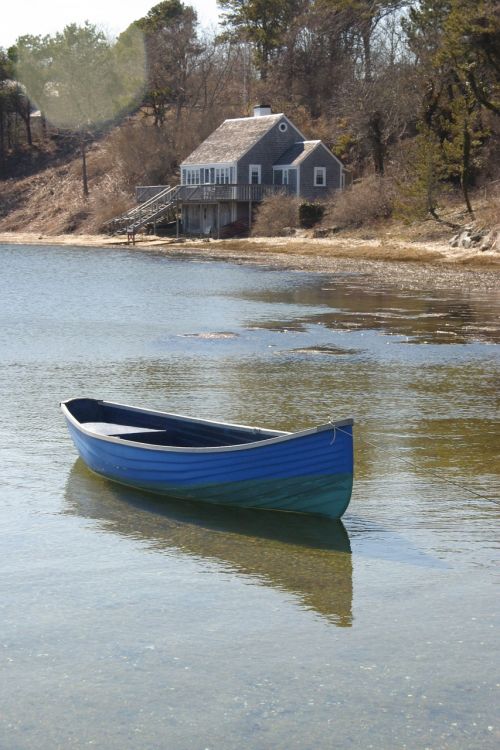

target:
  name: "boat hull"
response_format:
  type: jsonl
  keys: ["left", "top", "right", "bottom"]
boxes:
{"left": 62, "top": 400, "right": 354, "bottom": 519}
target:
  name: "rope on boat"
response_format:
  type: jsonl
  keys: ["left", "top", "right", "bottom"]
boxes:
{"left": 331, "top": 424, "right": 498, "bottom": 505}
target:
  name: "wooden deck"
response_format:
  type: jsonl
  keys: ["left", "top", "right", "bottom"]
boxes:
{"left": 177, "top": 184, "right": 292, "bottom": 202}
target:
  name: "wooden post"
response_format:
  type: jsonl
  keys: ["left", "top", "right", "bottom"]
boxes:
{"left": 217, "top": 202, "right": 220, "bottom": 239}
{"left": 176, "top": 201, "right": 179, "bottom": 238}
{"left": 249, "top": 199, "right": 252, "bottom": 232}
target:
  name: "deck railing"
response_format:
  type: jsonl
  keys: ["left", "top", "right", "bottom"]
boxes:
{"left": 176, "top": 184, "right": 292, "bottom": 202}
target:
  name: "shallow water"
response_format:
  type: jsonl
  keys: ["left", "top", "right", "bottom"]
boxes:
{"left": 0, "top": 243, "right": 498, "bottom": 749}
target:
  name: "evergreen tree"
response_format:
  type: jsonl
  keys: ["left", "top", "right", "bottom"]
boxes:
{"left": 406, "top": 0, "right": 500, "bottom": 214}
{"left": 218, "top": 0, "right": 304, "bottom": 80}
{"left": 135, "top": 0, "right": 202, "bottom": 126}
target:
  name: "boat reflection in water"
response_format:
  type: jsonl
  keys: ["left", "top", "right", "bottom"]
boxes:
{"left": 64, "top": 460, "right": 353, "bottom": 627}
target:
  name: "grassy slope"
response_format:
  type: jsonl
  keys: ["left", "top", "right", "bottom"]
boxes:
{"left": 0, "top": 136, "right": 132, "bottom": 235}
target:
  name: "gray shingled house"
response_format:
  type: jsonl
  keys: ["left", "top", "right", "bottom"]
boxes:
{"left": 179, "top": 105, "right": 346, "bottom": 236}
{"left": 116, "top": 106, "right": 346, "bottom": 239}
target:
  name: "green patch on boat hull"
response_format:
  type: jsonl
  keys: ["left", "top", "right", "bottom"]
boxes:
{"left": 102, "top": 471, "right": 354, "bottom": 519}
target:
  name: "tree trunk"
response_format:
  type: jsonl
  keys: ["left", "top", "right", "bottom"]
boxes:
{"left": 0, "top": 112, "right": 5, "bottom": 176}
{"left": 461, "top": 120, "right": 474, "bottom": 216}
{"left": 260, "top": 45, "right": 269, "bottom": 81}
{"left": 81, "top": 137, "right": 89, "bottom": 198}
{"left": 368, "top": 112, "right": 385, "bottom": 174}
{"left": 361, "top": 26, "right": 372, "bottom": 83}
{"left": 24, "top": 109, "right": 32, "bottom": 147}
{"left": 7, "top": 113, "right": 13, "bottom": 149}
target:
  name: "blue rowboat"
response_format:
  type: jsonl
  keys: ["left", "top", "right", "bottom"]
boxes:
{"left": 61, "top": 398, "right": 354, "bottom": 519}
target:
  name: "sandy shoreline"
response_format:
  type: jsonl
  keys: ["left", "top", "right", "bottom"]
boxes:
{"left": 1, "top": 230, "right": 499, "bottom": 270}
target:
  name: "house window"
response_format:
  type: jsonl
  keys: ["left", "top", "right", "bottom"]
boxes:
{"left": 314, "top": 167, "right": 326, "bottom": 187}
{"left": 182, "top": 165, "right": 234, "bottom": 186}
{"left": 217, "top": 168, "right": 228, "bottom": 183}
{"left": 279, "top": 122, "right": 288, "bottom": 133}
{"left": 249, "top": 164, "right": 261, "bottom": 184}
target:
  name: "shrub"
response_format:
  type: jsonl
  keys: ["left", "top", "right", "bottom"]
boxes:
{"left": 251, "top": 193, "right": 300, "bottom": 236}
{"left": 101, "top": 121, "right": 177, "bottom": 190}
{"left": 323, "top": 175, "right": 395, "bottom": 227}
{"left": 299, "top": 202, "right": 325, "bottom": 228}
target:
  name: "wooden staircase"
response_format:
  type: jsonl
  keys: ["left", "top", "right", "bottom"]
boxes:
{"left": 107, "top": 185, "right": 180, "bottom": 239}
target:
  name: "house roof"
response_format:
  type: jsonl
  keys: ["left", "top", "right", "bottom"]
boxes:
{"left": 274, "top": 140, "right": 323, "bottom": 166}
{"left": 181, "top": 114, "right": 284, "bottom": 165}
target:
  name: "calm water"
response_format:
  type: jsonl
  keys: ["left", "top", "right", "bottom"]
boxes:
{"left": 0, "top": 243, "right": 498, "bottom": 749}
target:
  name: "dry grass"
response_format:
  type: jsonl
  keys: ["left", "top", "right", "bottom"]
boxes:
{"left": 474, "top": 181, "right": 500, "bottom": 229}
{"left": 0, "top": 119, "right": 181, "bottom": 235}
{"left": 0, "top": 157, "right": 92, "bottom": 234}
{"left": 0, "top": 155, "right": 129, "bottom": 235}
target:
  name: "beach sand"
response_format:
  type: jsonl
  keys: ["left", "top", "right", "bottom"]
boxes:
{"left": 1, "top": 231, "right": 499, "bottom": 270}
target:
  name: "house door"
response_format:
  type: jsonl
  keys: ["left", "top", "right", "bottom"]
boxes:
{"left": 288, "top": 169, "right": 297, "bottom": 193}
{"left": 201, "top": 205, "right": 216, "bottom": 235}
{"left": 278, "top": 168, "right": 298, "bottom": 194}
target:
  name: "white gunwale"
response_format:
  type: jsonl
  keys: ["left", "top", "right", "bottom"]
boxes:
{"left": 61, "top": 399, "right": 354, "bottom": 455}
